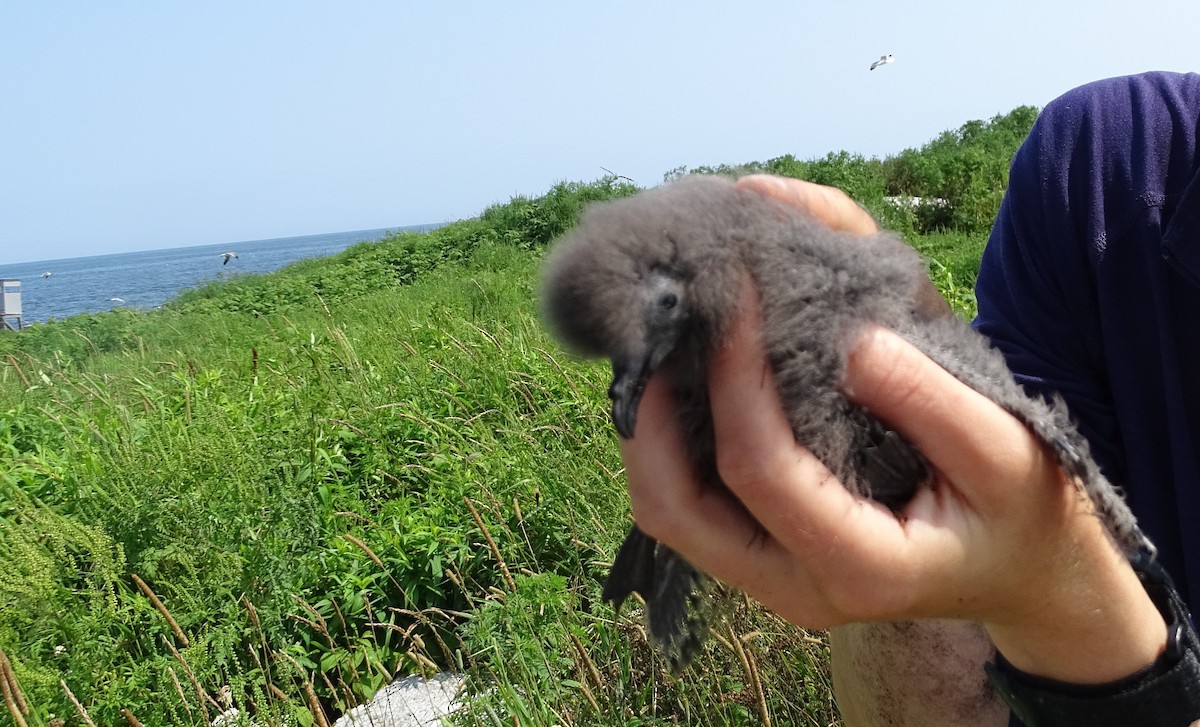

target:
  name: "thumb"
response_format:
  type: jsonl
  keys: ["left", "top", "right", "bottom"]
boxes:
{"left": 841, "top": 327, "right": 1044, "bottom": 506}
{"left": 736, "top": 174, "right": 880, "bottom": 236}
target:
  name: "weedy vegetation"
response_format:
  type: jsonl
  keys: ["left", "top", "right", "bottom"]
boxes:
{"left": 0, "top": 108, "right": 1029, "bottom": 726}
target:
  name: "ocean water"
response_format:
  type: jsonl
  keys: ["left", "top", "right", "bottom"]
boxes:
{"left": 0, "top": 225, "right": 438, "bottom": 326}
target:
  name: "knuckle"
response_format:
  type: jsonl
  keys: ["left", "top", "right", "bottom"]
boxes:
{"left": 715, "top": 444, "right": 787, "bottom": 500}
{"left": 825, "top": 576, "right": 913, "bottom": 621}
{"left": 818, "top": 539, "right": 917, "bottom": 619}
{"left": 627, "top": 487, "right": 683, "bottom": 544}
{"left": 849, "top": 329, "right": 930, "bottom": 413}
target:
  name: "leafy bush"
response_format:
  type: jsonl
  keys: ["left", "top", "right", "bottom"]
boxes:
{"left": 478, "top": 176, "right": 639, "bottom": 250}
{"left": 668, "top": 105, "right": 1037, "bottom": 236}
{"left": 880, "top": 106, "right": 1037, "bottom": 231}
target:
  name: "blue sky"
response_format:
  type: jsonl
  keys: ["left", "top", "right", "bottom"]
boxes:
{"left": 2, "top": 2, "right": 1197, "bottom": 265}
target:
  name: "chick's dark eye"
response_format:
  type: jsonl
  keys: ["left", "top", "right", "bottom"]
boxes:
{"left": 659, "top": 293, "right": 678, "bottom": 310}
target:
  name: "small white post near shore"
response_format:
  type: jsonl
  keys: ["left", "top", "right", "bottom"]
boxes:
{"left": 1, "top": 279, "right": 24, "bottom": 331}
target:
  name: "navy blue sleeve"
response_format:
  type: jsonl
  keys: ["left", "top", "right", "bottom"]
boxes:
{"left": 973, "top": 72, "right": 1200, "bottom": 612}
{"left": 973, "top": 85, "right": 1126, "bottom": 483}
{"left": 977, "top": 74, "right": 1200, "bottom": 726}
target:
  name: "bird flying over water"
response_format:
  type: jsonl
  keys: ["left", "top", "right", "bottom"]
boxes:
{"left": 109, "top": 297, "right": 125, "bottom": 303}
{"left": 539, "top": 175, "right": 1148, "bottom": 670}
{"left": 41, "top": 271, "right": 52, "bottom": 278}
{"left": 870, "top": 53, "right": 894, "bottom": 70}
{"left": 221, "top": 252, "right": 238, "bottom": 265}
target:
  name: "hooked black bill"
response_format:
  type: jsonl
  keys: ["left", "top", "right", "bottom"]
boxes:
{"left": 609, "top": 357, "right": 651, "bottom": 438}
{"left": 607, "top": 294, "right": 686, "bottom": 439}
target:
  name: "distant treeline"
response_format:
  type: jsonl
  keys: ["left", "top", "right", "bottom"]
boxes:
{"left": 668, "top": 105, "right": 1039, "bottom": 234}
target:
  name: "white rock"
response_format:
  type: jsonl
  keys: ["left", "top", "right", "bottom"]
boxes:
{"left": 334, "top": 673, "right": 466, "bottom": 727}
{"left": 212, "top": 707, "right": 247, "bottom": 726}
{"left": 884, "top": 195, "right": 949, "bottom": 209}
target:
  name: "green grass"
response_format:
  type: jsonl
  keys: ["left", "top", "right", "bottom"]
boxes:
{"left": 908, "top": 230, "right": 987, "bottom": 320}
{"left": 0, "top": 176, "right": 988, "bottom": 727}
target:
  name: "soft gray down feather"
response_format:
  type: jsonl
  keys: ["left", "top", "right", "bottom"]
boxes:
{"left": 539, "top": 175, "right": 1150, "bottom": 671}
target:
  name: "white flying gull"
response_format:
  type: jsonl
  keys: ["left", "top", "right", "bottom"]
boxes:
{"left": 870, "top": 54, "right": 895, "bottom": 71}
{"left": 220, "top": 252, "right": 239, "bottom": 265}
{"left": 109, "top": 297, "right": 125, "bottom": 303}
{"left": 41, "top": 271, "right": 52, "bottom": 278}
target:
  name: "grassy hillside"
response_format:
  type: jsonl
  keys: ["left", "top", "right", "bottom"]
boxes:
{"left": 0, "top": 122, "right": 1009, "bottom": 725}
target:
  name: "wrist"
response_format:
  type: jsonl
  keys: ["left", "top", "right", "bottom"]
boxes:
{"left": 986, "top": 551, "right": 1200, "bottom": 726}
{"left": 984, "top": 524, "right": 1168, "bottom": 684}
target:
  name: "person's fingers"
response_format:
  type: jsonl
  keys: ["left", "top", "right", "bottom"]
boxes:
{"left": 620, "top": 375, "right": 726, "bottom": 533}
{"left": 619, "top": 375, "right": 829, "bottom": 615}
{"left": 736, "top": 174, "right": 880, "bottom": 235}
{"left": 704, "top": 286, "right": 942, "bottom": 616}
{"left": 619, "top": 375, "right": 773, "bottom": 568}
{"left": 622, "top": 286, "right": 1066, "bottom": 624}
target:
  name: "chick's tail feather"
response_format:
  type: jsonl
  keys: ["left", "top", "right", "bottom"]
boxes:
{"left": 604, "top": 525, "right": 717, "bottom": 672}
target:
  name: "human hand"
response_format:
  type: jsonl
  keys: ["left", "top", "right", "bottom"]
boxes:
{"left": 618, "top": 176, "right": 1167, "bottom": 685}
{"left": 736, "top": 174, "right": 880, "bottom": 235}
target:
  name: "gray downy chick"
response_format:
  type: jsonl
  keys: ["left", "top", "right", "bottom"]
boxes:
{"left": 539, "top": 175, "right": 1149, "bottom": 671}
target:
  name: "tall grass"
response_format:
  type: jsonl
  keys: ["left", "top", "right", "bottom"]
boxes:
{"left": 0, "top": 175, "right": 987, "bottom": 726}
